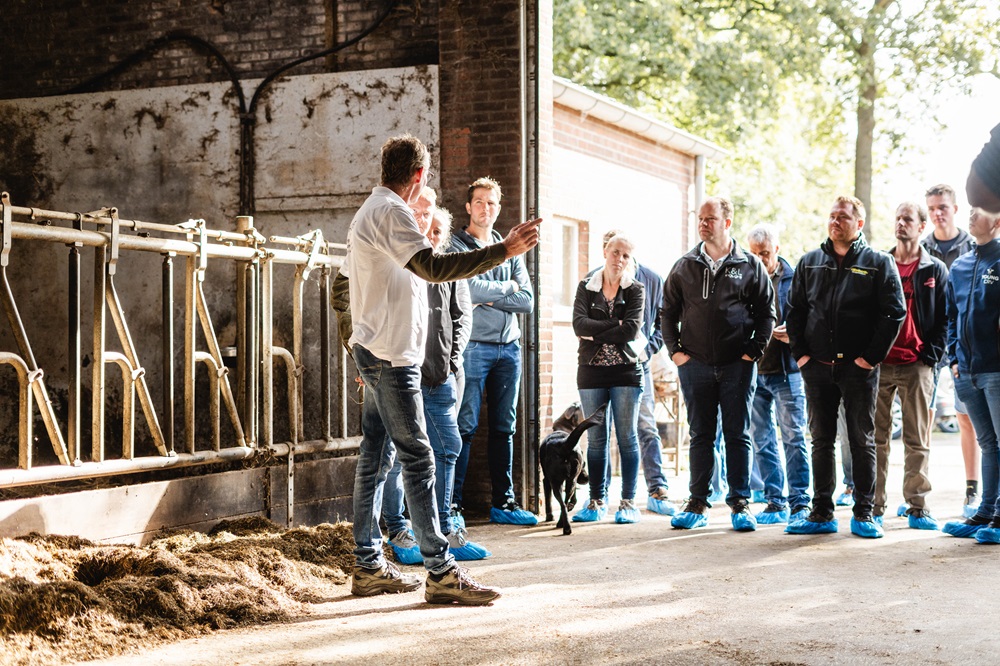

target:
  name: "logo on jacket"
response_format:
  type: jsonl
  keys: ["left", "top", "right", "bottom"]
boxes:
{"left": 724, "top": 267, "right": 741, "bottom": 280}
{"left": 849, "top": 267, "right": 870, "bottom": 276}
{"left": 984, "top": 268, "right": 999, "bottom": 286}
{"left": 923, "top": 277, "right": 936, "bottom": 288}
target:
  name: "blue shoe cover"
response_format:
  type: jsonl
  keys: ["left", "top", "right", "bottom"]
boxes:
{"left": 944, "top": 520, "right": 987, "bottom": 538}
{"left": 850, "top": 517, "right": 884, "bottom": 538}
{"left": 708, "top": 488, "right": 727, "bottom": 503}
{"left": 647, "top": 497, "right": 677, "bottom": 516}
{"left": 975, "top": 527, "right": 1000, "bottom": 544}
{"left": 785, "top": 518, "right": 838, "bottom": 534}
{"left": 390, "top": 542, "right": 423, "bottom": 565}
{"left": 908, "top": 513, "right": 939, "bottom": 531}
{"left": 755, "top": 507, "right": 789, "bottom": 525}
{"left": 615, "top": 505, "right": 641, "bottom": 524}
{"left": 671, "top": 511, "right": 708, "bottom": 529}
{"left": 451, "top": 541, "right": 492, "bottom": 560}
{"left": 896, "top": 503, "right": 909, "bottom": 517}
{"left": 572, "top": 501, "right": 607, "bottom": 523}
{"left": 789, "top": 507, "right": 810, "bottom": 523}
{"left": 450, "top": 512, "right": 466, "bottom": 532}
{"left": 732, "top": 511, "right": 758, "bottom": 532}
{"left": 490, "top": 506, "right": 539, "bottom": 526}
{"left": 751, "top": 490, "right": 767, "bottom": 504}
{"left": 963, "top": 498, "right": 981, "bottom": 519}
{"left": 835, "top": 492, "right": 854, "bottom": 507}
{"left": 873, "top": 515, "right": 884, "bottom": 526}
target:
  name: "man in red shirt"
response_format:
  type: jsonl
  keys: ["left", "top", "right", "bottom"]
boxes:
{"left": 874, "top": 202, "right": 949, "bottom": 530}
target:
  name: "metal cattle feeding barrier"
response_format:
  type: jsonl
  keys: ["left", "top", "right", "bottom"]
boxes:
{"left": 0, "top": 191, "right": 359, "bottom": 526}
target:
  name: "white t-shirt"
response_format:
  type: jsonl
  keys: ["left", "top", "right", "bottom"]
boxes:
{"left": 345, "top": 186, "right": 433, "bottom": 366}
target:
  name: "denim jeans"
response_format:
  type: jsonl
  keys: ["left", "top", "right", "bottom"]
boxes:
{"left": 954, "top": 371, "right": 1000, "bottom": 519}
{"left": 677, "top": 357, "right": 756, "bottom": 506}
{"left": 351, "top": 345, "right": 453, "bottom": 574}
{"left": 579, "top": 385, "right": 642, "bottom": 502}
{"left": 455, "top": 340, "right": 521, "bottom": 508}
{"left": 751, "top": 372, "right": 811, "bottom": 508}
{"left": 381, "top": 374, "right": 464, "bottom": 535}
{"left": 603, "top": 363, "right": 669, "bottom": 494}
{"left": 800, "top": 361, "right": 879, "bottom": 518}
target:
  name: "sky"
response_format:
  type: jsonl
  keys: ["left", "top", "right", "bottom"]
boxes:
{"left": 884, "top": 73, "right": 1000, "bottom": 213}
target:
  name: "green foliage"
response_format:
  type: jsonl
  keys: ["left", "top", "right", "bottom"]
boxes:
{"left": 553, "top": 0, "right": 1000, "bottom": 257}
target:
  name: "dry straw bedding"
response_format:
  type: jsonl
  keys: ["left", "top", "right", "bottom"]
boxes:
{"left": 0, "top": 518, "right": 369, "bottom": 665}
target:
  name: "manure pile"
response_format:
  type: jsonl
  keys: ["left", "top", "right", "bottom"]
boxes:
{"left": 0, "top": 518, "right": 360, "bottom": 665}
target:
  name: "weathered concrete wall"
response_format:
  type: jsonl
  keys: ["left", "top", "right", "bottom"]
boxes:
{"left": 0, "top": 65, "right": 439, "bottom": 464}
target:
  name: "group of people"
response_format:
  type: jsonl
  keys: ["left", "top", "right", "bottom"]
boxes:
{"left": 338, "top": 126, "right": 1000, "bottom": 606}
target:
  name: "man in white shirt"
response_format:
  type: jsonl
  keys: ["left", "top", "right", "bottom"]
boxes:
{"left": 345, "top": 134, "right": 539, "bottom": 605}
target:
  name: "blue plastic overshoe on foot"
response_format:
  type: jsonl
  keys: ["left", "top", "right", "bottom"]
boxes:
{"left": 731, "top": 510, "right": 758, "bottom": 532}
{"left": 490, "top": 504, "right": 538, "bottom": 526}
{"left": 451, "top": 541, "right": 492, "bottom": 560}
{"left": 615, "top": 502, "right": 641, "bottom": 524}
{"left": 850, "top": 517, "right": 884, "bottom": 538}
{"left": 789, "top": 506, "right": 810, "bottom": 523}
{"left": 975, "top": 526, "right": 1000, "bottom": 544}
{"left": 647, "top": 496, "right": 677, "bottom": 516}
{"left": 671, "top": 511, "right": 708, "bottom": 529}
{"left": 908, "top": 513, "right": 939, "bottom": 531}
{"left": 873, "top": 515, "right": 884, "bottom": 526}
{"left": 391, "top": 543, "right": 423, "bottom": 565}
{"left": 944, "top": 518, "right": 988, "bottom": 538}
{"left": 572, "top": 500, "right": 607, "bottom": 523}
{"left": 751, "top": 489, "right": 767, "bottom": 504}
{"left": 756, "top": 505, "right": 790, "bottom": 525}
{"left": 896, "top": 503, "right": 909, "bottom": 517}
{"left": 785, "top": 518, "right": 838, "bottom": 534}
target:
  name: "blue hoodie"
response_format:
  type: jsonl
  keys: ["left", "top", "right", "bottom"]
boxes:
{"left": 946, "top": 238, "right": 1000, "bottom": 373}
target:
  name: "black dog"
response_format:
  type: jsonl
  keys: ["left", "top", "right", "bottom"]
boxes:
{"left": 540, "top": 402, "right": 607, "bottom": 535}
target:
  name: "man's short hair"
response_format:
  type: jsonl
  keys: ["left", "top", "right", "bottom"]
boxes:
{"left": 835, "top": 195, "right": 866, "bottom": 221}
{"left": 925, "top": 184, "right": 956, "bottom": 203}
{"left": 704, "top": 196, "right": 733, "bottom": 220}
{"left": 972, "top": 206, "right": 1000, "bottom": 227}
{"left": 746, "top": 223, "right": 779, "bottom": 246}
{"left": 467, "top": 176, "right": 502, "bottom": 203}
{"left": 431, "top": 207, "right": 454, "bottom": 254}
{"left": 602, "top": 228, "right": 626, "bottom": 248}
{"left": 381, "top": 134, "right": 428, "bottom": 190}
{"left": 896, "top": 201, "right": 928, "bottom": 224}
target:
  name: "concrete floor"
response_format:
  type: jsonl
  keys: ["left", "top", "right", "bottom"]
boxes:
{"left": 85, "top": 431, "right": 998, "bottom": 666}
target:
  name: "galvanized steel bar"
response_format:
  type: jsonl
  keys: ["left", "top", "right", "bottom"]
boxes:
{"left": 196, "top": 282, "right": 246, "bottom": 446}
{"left": 0, "top": 352, "right": 33, "bottom": 469}
{"left": 67, "top": 217, "right": 83, "bottom": 464}
{"left": 273, "top": 346, "right": 297, "bottom": 527}
{"left": 104, "top": 351, "right": 137, "bottom": 460}
{"left": 261, "top": 259, "right": 274, "bottom": 448}
{"left": 319, "top": 267, "right": 331, "bottom": 442}
{"left": 162, "top": 253, "right": 176, "bottom": 453}
{"left": 183, "top": 255, "right": 197, "bottom": 455}
{"left": 195, "top": 352, "right": 222, "bottom": 451}
{"left": 292, "top": 267, "right": 306, "bottom": 441}
{"left": 93, "top": 245, "right": 106, "bottom": 462}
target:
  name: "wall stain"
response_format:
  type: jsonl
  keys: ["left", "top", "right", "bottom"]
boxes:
{"left": 133, "top": 107, "right": 167, "bottom": 130}
{"left": 0, "top": 114, "right": 55, "bottom": 205}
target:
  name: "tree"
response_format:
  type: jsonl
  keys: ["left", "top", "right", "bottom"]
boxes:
{"left": 554, "top": 0, "right": 1000, "bottom": 246}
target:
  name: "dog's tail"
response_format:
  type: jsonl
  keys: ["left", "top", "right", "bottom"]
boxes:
{"left": 561, "top": 404, "right": 607, "bottom": 450}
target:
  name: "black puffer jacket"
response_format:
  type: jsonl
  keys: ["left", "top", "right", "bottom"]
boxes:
{"left": 573, "top": 269, "right": 645, "bottom": 365}
{"left": 661, "top": 240, "right": 775, "bottom": 364}
{"left": 786, "top": 233, "right": 905, "bottom": 366}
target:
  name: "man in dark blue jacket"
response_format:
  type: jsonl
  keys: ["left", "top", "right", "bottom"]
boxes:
{"left": 785, "top": 196, "right": 905, "bottom": 539}
{"left": 942, "top": 206, "right": 1000, "bottom": 542}
{"left": 662, "top": 196, "right": 775, "bottom": 532}
{"left": 746, "top": 224, "right": 811, "bottom": 526}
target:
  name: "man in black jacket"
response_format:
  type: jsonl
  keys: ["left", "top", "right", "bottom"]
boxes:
{"left": 662, "top": 196, "right": 775, "bottom": 532}
{"left": 785, "top": 195, "right": 905, "bottom": 538}
{"left": 873, "top": 202, "right": 948, "bottom": 530}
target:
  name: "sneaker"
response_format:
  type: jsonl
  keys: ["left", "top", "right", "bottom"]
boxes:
{"left": 789, "top": 504, "right": 811, "bottom": 523}
{"left": 943, "top": 514, "right": 991, "bottom": 538}
{"left": 351, "top": 562, "right": 422, "bottom": 597}
{"left": 896, "top": 502, "right": 909, "bottom": 517}
{"left": 647, "top": 487, "right": 677, "bottom": 516}
{"left": 785, "top": 511, "right": 838, "bottom": 534}
{"left": 963, "top": 494, "right": 981, "bottom": 520}
{"left": 731, "top": 499, "right": 758, "bottom": 532}
{"left": 425, "top": 566, "right": 501, "bottom": 606}
{"left": 615, "top": 499, "right": 641, "bottom": 524}
{"left": 389, "top": 527, "right": 422, "bottom": 565}
{"left": 975, "top": 519, "right": 1000, "bottom": 544}
{"left": 572, "top": 498, "right": 607, "bottom": 523}
{"left": 490, "top": 499, "right": 538, "bottom": 526}
{"left": 835, "top": 486, "right": 855, "bottom": 507}
{"left": 671, "top": 497, "right": 710, "bottom": 530}
{"left": 450, "top": 505, "right": 466, "bottom": 532}
{"left": 906, "top": 508, "right": 939, "bottom": 531}
{"left": 755, "top": 502, "right": 790, "bottom": 525}
{"left": 447, "top": 528, "right": 492, "bottom": 561}
{"left": 850, "top": 516, "right": 884, "bottom": 538}
{"left": 751, "top": 489, "right": 767, "bottom": 504}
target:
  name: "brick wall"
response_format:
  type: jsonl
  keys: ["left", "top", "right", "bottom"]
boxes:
{"left": 0, "top": 0, "right": 438, "bottom": 100}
